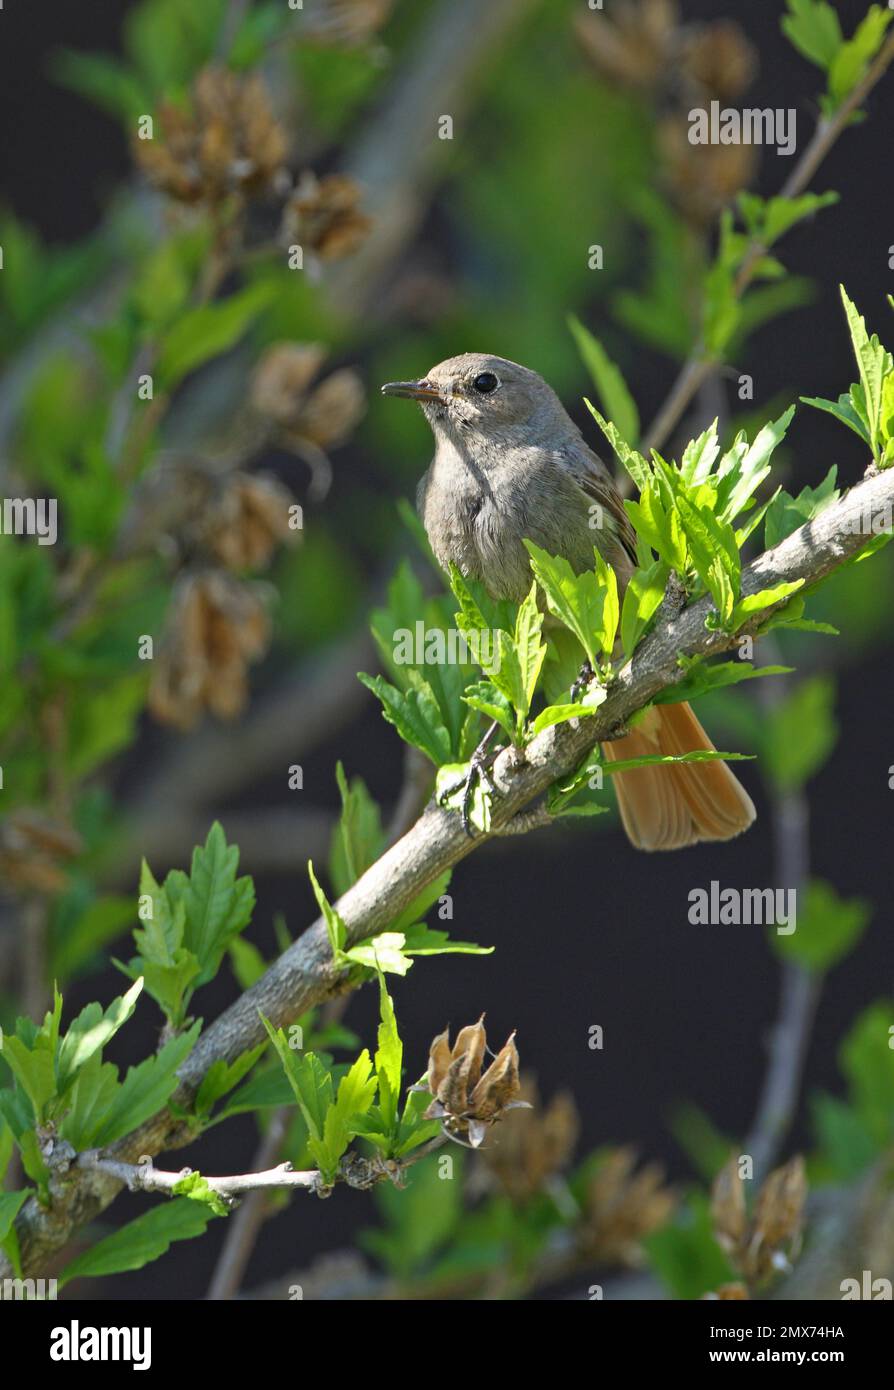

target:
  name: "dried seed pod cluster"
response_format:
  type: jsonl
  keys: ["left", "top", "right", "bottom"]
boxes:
{"left": 480, "top": 1076, "right": 579, "bottom": 1205}
{"left": 709, "top": 1154, "right": 807, "bottom": 1290}
{"left": 134, "top": 67, "right": 289, "bottom": 207}
{"left": 577, "top": 1146, "right": 677, "bottom": 1266}
{"left": 417, "top": 1017, "right": 530, "bottom": 1149}
{"left": 0, "top": 811, "right": 82, "bottom": 895}
{"left": 148, "top": 571, "right": 271, "bottom": 729}
{"left": 576, "top": 0, "right": 758, "bottom": 227}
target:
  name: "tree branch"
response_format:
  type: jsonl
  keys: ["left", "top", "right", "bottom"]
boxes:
{"left": 7, "top": 465, "right": 894, "bottom": 1278}
{"left": 77, "top": 1152, "right": 321, "bottom": 1198}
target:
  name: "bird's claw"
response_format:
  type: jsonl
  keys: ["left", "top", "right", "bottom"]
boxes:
{"left": 570, "top": 660, "right": 594, "bottom": 703}
{"left": 438, "top": 737, "right": 501, "bottom": 838}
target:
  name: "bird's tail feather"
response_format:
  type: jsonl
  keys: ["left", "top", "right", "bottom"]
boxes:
{"left": 603, "top": 701, "right": 756, "bottom": 851}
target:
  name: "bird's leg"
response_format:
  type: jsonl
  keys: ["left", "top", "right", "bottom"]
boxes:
{"left": 438, "top": 720, "right": 502, "bottom": 838}
{"left": 570, "top": 660, "right": 594, "bottom": 703}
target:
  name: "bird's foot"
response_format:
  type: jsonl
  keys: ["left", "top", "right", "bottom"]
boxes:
{"left": 438, "top": 723, "right": 502, "bottom": 838}
{"left": 570, "top": 661, "right": 594, "bottom": 703}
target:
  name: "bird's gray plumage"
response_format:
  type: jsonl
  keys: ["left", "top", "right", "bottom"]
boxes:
{"left": 381, "top": 352, "right": 757, "bottom": 852}
{"left": 404, "top": 353, "right": 637, "bottom": 603}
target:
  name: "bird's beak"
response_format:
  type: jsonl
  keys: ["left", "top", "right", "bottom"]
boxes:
{"left": 380, "top": 378, "right": 445, "bottom": 402}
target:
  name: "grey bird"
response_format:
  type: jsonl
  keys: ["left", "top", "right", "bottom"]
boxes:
{"left": 382, "top": 353, "right": 756, "bottom": 850}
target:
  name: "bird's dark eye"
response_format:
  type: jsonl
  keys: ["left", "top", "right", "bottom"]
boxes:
{"left": 472, "top": 371, "right": 499, "bottom": 394}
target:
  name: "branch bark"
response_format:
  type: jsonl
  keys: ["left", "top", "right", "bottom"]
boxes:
{"left": 6, "top": 465, "right": 894, "bottom": 1278}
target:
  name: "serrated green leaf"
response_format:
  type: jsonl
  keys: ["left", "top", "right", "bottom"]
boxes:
{"left": 585, "top": 401, "right": 650, "bottom": 491}
{"left": 359, "top": 671, "right": 453, "bottom": 766}
{"left": 308, "top": 861, "right": 347, "bottom": 957}
{"left": 773, "top": 879, "right": 870, "bottom": 972}
{"left": 568, "top": 314, "right": 640, "bottom": 445}
{"left": 374, "top": 972, "right": 402, "bottom": 1140}
{"left": 781, "top": 0, "right": 842, "bottom": 70}
{"left": 840, "top": 285, "right": 893, "bottom": 459}
{"left": 56, "top": 978, "right": 143, "bottom": 1093}
{"left": 59, "top": 1198, "right": 214, "bottom": 1286}
{"left": 761, "top": 675, "right": 838, "bottom": 791}
{"left": 88, "top": 1022, "right": 201, "bottom": 1148}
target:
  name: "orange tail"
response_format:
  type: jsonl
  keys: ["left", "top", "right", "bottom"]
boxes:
{"left": 603, "top": 701, "right": 756, "bottom": 851}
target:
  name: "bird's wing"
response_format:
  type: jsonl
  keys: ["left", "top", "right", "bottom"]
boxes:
{"left": 562, "top": 443, "right": 639, "bottom": 571}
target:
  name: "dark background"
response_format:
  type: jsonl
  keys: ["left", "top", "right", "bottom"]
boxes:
{"left": 1, "top": 0, "right": 891, "bottom": 1298}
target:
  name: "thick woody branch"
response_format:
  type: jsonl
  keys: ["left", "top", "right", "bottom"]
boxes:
{"left": 6, "top": 465, "right": 894, "bottom": 1278}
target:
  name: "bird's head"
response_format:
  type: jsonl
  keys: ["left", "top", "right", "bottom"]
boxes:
{"left": 381, "top": 353, "right": 568, "bottom": 451}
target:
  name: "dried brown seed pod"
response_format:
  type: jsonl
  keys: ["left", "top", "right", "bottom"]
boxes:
{"left": 148, "top": 571, "right": 271, "bottom": 729}
{"left": 417, "top": 1017, "right": 530, "bottom": 1148}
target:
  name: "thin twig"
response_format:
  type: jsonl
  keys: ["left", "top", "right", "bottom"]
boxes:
{"left": 642, "top": 32, "right": 894, "bottom": 455}
{"left": 744, "top": 640, "right": 821, "bottom": 1182}
{"left": 77, "top": 1151, "right": 320, "bottom": 1197}
{"left": 206, "top": 1106, "right": 292, "bottom": 1301}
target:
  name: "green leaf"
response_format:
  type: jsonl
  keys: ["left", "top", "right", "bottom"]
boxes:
{"left": 728, "top": 580, "right": 805, "bottom": 630}
{"left": 462, "top": 681, "right": 517, "bottom": 743}
{"left": 839, "top": 1002, "right": 894, "bottom": 1147}
{"left": 194, "top": 1046, "right": 266, "bottom": 1120}
{"left": 568, "top": 314, "right": 640, "bottom": 445}
{"left": 781, "top": 0, "right": 842, "bottom": 69}
{"left": 128, "top": 830, "right": 253, "bottom": 1024}
{"left": 330, "top": 763, "right": 384, "bottom": 895}
{"left": 529, "top": 692, "right": 605, "bottom": 738}
{"left": 599, "top": 748, "right": 753, "bottom": 777}
{"left": 334, "top": 1050, "right": 377, "bottom": 1131}
{"left": 512, "top": 582, "right": 547, "bottom": 718}
{"left": 58, "top": 1054, "right": 121, "bottom": 1150}
{"left": 764, "top": 466, "right": 840, "bottom": 549}
{"left": 717, "top": 407, "right": 796, "bottom": 524}
{"left": 156, "top": 282, "right": 275, "bottom": 388}
{"left": 840, "top": 285, "right": 893, "bottom": 459}
{"left": 0, "top": 1035, "right": 56, "bottom": 1124}
{"left": 679, "top": 422, "right": 720, "bottom": 485}
{"left": 738, "top": 191, "right": 839, "bottom": 248}
{"left": 525, "top": 541, "right": 613, "bottom": 667}
{"left": 263, "top": 1018, "right": 332, "bottom": 1144}
{"left": 374, "top": 972, "right": 402, "bottom": 1140}
{"left": 828, "top": 6, "right": 894, "bottom": 107}
{"left": 620, "top": 560, "right": 669, "bottom": 656}
{"left": 800, "top": 392, "right": 870, "bottom": 443}
{"left": 56, "top": 979, "right": 143, "bottom": 1093}
{"left": 0, "top": 1190, "right": 27, "bottom": 1246}
{"left": 308, "top": 861, "right": 347, "bottom": 957}
{"left": 773, "top": 879, "right": 870, "bottom": 972}
{"left": 761, "top": 675, "right": 837, "bottom": 792}
{"left": 49, "top": 49, "right": 148, "bottom": 122}
{"left": 170, "top": 1171, "right": 231, "bottom": 1218}
{"left": 88, "top": 1023, "right": 201, "bottom": 1147}
{"left": 59, "top": 1198, "right": 214, "bottom": 1286}
{"left": 585, "top": 401, "right": 650, "bottom": 492}
{"left": 653, "top": 658, "right": 792, "bottom": 705}
{"left": 644, "top": 1191, "right": 735, "bottom": 1300}
{"left": 342, "top": 932, "right": 414, "bottom": 976}
{"left": 212, "top": 1063, "right": 297, "bottom": 1123}
{"left": 359, "top": 672, "right": 453, "bottom": 766}
{"left": 811, "top": 1093, "right": 878, "bottom": 1180}
{"left": 400, "top": 923, "right": 493, "bottom": 957}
